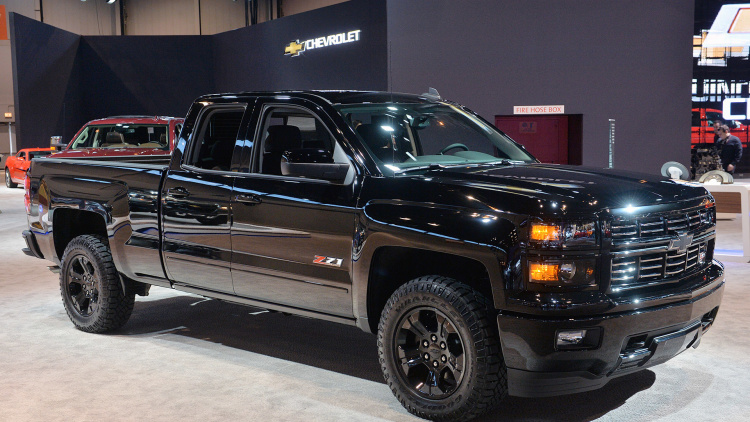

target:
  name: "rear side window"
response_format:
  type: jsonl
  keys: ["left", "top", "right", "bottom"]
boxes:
{"left": 187, "top": 108, "right": 245, "bottom": 171}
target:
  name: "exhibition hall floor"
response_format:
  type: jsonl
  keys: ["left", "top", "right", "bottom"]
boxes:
{"left": 1, "top": 182, "right": 748, "bottom": 422}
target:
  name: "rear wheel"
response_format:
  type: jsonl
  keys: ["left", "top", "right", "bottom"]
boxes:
{"left": 378, "top": 276, "right": 507, "bottom": 422}
{"left": 60, "top": 235, "right": 135, "bottom": 333}
{"left": 5, "top": 168, "right": 17, "bottom": 188}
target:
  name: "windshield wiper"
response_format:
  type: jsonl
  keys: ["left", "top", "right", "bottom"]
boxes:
{"left": 394, "top": 164, "right": 446, "bottom": 174}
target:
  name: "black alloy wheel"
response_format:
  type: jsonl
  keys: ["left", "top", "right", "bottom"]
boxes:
{"left": 65, "top": 254, "right": 101, "bottom": 317}
{"left": 378, "top": 276, "right": 507, "bottom": 422}
{"left": 60, "top": 235, "right": 135, "bottom": 333}
{"left": 394, "top": 307, "right": 466, "bottom": 399}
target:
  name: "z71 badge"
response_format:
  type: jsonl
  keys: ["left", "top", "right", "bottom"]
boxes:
{"left": 313, "top": 256, "right": 343, "bottom": 267}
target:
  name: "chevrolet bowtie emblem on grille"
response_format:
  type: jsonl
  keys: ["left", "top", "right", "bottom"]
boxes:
{"left": 669, "top": 233, "right": 693, "bottom": 254}
{"left": 284, "top": 40, "right": 305, "bottom": 57}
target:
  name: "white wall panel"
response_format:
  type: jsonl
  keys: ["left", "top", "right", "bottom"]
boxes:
{"left": 42, "top": 0, "right": 118, "bottom": 36}
{"left": 280, "top": 0, "right": 347, "bottom": 18}
{"left": 124, "top": 0, "right": 199, "bottom": 35}
{"left": 199, "top": 0, "right": 245, "bottom": 35}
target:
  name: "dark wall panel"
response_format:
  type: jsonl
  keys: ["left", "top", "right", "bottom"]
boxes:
{"left": 79, "top": 36, "right": 214, "bottom": 123}
{"left": 387, "top": 0, "right": 694, "bottom": 175}
{"left": 11, "top": 14, "right": 81, "bottom": 150}
{"left": 213, "top": 0, "right": 387, "bottom": 93}
{"left": 11, "top": 15, "right": 214, "bottom": 149}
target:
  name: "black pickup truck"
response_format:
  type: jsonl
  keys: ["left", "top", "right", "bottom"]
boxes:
{"left": 23, "top": 91, "right": 724, "bottom": 422}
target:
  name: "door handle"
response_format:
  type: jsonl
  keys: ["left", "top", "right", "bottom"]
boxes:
{"left": 167, "top": 187, "right": 190, "bottom": 199}
{"left": 235, "top": 194, "right": 262, "bottom": 205}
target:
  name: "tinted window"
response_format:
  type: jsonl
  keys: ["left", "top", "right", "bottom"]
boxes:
{"left": 256, "top": 107, "right": 338, "bottom": 176}
{"left": 692, "top": 111, "right": 701, "bottom": 127}
{"left": 28, "top": 151, "right": 52, "bottom": 159}
{"left": 705, "top": 111, "right": 722, "bottom": 126}
{"left": 187, "top": 108, "right": 244, "bottom": 171}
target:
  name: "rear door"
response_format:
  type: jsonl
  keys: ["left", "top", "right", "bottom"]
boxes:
{"left": 10, "top": 151, "right": 26, "bottom": 181}
{"left": 161, "top": 103, "right": 250, "bottom": 293}
{"left": 230, "top": 97, "right": 359, "bottom": 316}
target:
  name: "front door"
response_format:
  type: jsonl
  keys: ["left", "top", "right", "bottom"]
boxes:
{"left": 162, "top": 105, "right": 247, "bottom": 293}
{"left": 230, "top": 99, "right": 358, "bottom": 317}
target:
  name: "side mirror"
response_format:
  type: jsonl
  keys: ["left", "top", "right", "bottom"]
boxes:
{"left": 281, "top": 149, "right": 349, "bottom": 183}
{"left": 50, "top": 136, "right": 67, "bottom": 150}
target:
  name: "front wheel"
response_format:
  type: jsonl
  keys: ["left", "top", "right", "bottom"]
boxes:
{"left": 60, "top": 235, "right": 135, "bottom": 333}
{"left": 378, "top": 276, "right": 507, "bottom": 422}
{"left": 5, "top": 168, "right": 17, "bottom": 188}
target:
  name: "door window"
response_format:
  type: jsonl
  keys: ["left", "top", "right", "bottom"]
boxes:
{"left": 186, "top": 108, "right": 245, "bottom": 171}
{"left": 255, "top": 106, "right": 347, "bottom": 177}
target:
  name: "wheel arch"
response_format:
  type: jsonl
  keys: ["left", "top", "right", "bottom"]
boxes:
{"left": 364, "top": 245, "right": 496, "bottom": 334}
{"left": 52, "top": 208, "right": 109, "bottom": 261}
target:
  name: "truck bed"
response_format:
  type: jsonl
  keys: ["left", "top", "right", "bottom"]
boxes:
{"left": 27, "top": 156, "right": 170, "bottom": 285}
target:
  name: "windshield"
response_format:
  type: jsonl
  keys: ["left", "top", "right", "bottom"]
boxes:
{"left": 335, "top": 102, "right": 536, "bottom": 173}
{"left": 70, "top": 124, "right": 169, "bottom": 150}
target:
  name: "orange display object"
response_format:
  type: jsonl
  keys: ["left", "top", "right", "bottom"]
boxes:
{"left": 0, "top": 6, "right": 7, "bottom": 41}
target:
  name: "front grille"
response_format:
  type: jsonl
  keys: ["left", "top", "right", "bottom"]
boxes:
{"left": 610, "top": 207, "right": 714, "bottom": 241}
{"left": 608, "top": 203, "right": 715, "bottom": 292}
{"left": 610, "top": 241, "right": 710, "bottom": 291}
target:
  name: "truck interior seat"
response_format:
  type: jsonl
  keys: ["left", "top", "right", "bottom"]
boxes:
{"left": 209, "top": 138, "right": 235, "bottom": 171}
{"left": 263, "top": 125, "right": 302, "bottom": 175}
{"left": 102, "top": 131, "right": 129, "bottom": 148}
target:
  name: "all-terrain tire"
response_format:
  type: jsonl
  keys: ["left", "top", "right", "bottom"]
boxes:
{"left": 5, "top": 168, "right": 17, "bottom": 188}
{"left": 60, "top": 235, "right": 135, "bottom": 333}
{"left": 378, "top": 276, "right": 507, "bottom": 422}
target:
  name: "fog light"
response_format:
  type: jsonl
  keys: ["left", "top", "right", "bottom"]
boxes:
{"left": 555, "top": 327, "right": 602, "bottom": 350}
{"left": 557, "top": 330, "right": 586, "bottom": 346}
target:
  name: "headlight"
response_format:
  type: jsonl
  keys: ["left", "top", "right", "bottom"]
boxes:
{"left": 528, "top": 258, "right": 596, "bottom": 287}
{"left": 530, "top": 221, "right": 597, "bottom": 247}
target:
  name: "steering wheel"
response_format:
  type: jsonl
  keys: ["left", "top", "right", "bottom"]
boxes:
{"left": 439, "top": 143, "right": 470, "bottom": 155}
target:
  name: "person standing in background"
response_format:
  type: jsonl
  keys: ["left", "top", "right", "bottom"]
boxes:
{"left": 717, "top": 124, "right": 743, "bottom": 174}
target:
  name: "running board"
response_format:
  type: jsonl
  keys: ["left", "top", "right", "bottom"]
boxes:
{"left": 172, "top": 283, "right": 358, "bottom": 327}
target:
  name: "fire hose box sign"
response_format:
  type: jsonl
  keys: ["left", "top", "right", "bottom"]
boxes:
{"left": 514, "top": 105, "right": 565, "bottom": 115}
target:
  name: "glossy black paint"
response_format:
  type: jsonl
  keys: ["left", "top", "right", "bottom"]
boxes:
{"left": 24, "top": 91, "right": 724, "bottom": 398}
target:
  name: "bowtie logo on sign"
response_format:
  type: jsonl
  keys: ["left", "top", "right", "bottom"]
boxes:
{"left": 284, "top": 30, "right": 361, "bottom": 57}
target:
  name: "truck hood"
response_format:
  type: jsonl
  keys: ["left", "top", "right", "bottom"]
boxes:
{"left": 420, "top": 163, "right": 710, "bottom": 217}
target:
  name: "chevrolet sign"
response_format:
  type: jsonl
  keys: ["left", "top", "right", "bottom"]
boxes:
{"left": 285, "top": 30, "right": 361, "bottom": 57}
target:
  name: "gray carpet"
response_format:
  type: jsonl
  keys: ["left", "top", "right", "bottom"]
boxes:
{"left": 1, "top": 183, "right": 748, "bottom": 421}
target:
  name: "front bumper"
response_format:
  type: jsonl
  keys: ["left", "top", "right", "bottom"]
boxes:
{"left": 499, "top": 261, "right": 724, "bottom": 397}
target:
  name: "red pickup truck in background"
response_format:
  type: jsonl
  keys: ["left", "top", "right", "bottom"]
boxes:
{"left": 691, "top": 108, "right": 749, "bottom": 145}
{"left": 50, "top": 116, "right": 184, "bottom": 160}
{"left": 691, "top": 108, "right": 749, "bottom": 177}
